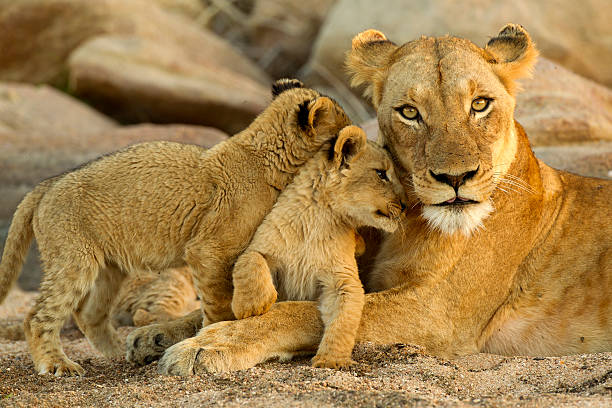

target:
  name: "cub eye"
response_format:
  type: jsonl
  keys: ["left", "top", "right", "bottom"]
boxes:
{"left": 396, "top": 105, "right": 420, "bottom": 121}
{"left": 471, "top": 97, "right": 490, "bottom": 112}
{"left": 375, "top": 169, "right": 389, "bottom": 181}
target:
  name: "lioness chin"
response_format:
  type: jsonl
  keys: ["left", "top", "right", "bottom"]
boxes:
{"left": 127, "top": 24, "right": 611, "bottom": 375}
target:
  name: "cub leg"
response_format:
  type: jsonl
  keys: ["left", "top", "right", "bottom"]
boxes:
{"left": 231, "top": 251, "right": 278, "bottom": 319}
{"left": 312, "top": 270, "right": 365, "bottom": 369}
{"left": 24, "top": 257, "right": 100, "bottom": 376}
{"left": 185, "top": 242, "right": 235, "bottom": 324}
{"left": 72, "top": 265, "right": 126, "bottom": 358}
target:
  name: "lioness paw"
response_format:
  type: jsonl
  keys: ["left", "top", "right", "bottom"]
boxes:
{"left": 311, "top": 354, "right": 356, "bottom": 369}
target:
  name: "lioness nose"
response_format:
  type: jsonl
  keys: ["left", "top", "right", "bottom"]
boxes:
{"left": 430, "top": 167, "right": 479, "bottom": 191}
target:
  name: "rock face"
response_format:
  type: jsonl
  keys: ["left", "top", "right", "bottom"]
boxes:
{"left": 0, "top": 0, "right": 270, "bottom": 133}
{"left": 242, "top": 0, "right": 337, "bottom": 78}
{"left": 304, "top": 0, "right": 612, "bottom": 88}
{"left": 68, "top": 35, "right": 270, "bottom": 133}
{"left": 533, "top": 143, "right": 612, "bottom": 180}
{"left": 516, "top": 59, "right": 612, "bottom": 146}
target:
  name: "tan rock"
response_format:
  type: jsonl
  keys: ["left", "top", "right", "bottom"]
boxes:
{"left": 0, "top": 0, "right": 270, "bottom": 132}
{"left": 243, "top": 0, "right": 337, "bottom": 78}
{"left": 516, "top": 59, "right": 612, "bottom": 146}
{"left": 68, "top": 35, "right": 270, "bottom": 133}
{"left": 0, "top": 82, "right": 117, "bottom": 141}
{"left": 305, "top": 0, "right": 612, "bottom": 88}
{"left": 0, "top": 0, "right": 268, "bottom": 85}
{"left": 533, "top": 143, "right": 612, "bottom": 180}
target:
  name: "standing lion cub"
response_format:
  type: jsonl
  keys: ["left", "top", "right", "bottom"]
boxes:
{"left": 229, "top": 125, "right": 405, "bottom": 369}
{"left": 0, "top": 79, "right": 351, "bottom": 376}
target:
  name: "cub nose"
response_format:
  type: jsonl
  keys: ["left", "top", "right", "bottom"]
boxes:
{"left": 430, "top": 166, "right": 479, "bottom": 191}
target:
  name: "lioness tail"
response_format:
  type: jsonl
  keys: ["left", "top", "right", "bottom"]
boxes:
{"left": 0, "top": 178, "right": 57, "bottom": 303}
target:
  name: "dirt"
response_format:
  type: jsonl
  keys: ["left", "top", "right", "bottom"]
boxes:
{"left": 1, "top": 289, "right": 611, "bottom": 407}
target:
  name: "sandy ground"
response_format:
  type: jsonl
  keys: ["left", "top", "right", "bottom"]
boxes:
{"left": 1, "top": 289, "right": 611, "bottom": 407}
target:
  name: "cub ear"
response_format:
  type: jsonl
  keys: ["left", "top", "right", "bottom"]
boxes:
{"left": 272, "top": 78, "right": 304, "bottom": 98}
{"left": 346, "top": 29, "right": 397, "bottom": 108}
{"left": 485, "top": 24, "right": 539, "bottom": 94}
{"left": 332, "top": 125, "right": 367, "bottom": 169}
{"left": 299, "top": 96, "right": 344, "bottom": 134}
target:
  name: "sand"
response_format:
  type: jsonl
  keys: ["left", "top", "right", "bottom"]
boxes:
{"left": 1, "top": 289, "right": 611, "bottom": 407}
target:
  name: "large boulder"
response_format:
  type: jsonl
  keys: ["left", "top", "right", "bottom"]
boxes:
{"left": 68, "top": 35, "right": 270, "bottom": 134}
{"left": 305, "top": 0, "right": 612, "bottom": 88}
{"left": 0, "top": 0, "right": 270, "bottom": 133}
{"left": 533, "top": 143, "right": 612, "bottom": 180}
{"left": 516, "top": 59, "right": 612, "bottom": 146}
{"left": 242, "top": 0, "right": 337, "bottom": 78}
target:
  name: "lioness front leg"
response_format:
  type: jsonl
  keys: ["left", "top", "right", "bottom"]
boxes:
{"left": 126, "top": 309, "right": 203, "bottom": 366}
{"left": 312, "top": 273, "right": 365, "bottom": 369}
{"left": 231, "top": 251, "right": 278, "bottom": 319}
{"left": 158, "top": 301, "right": 323, "bottom": 375}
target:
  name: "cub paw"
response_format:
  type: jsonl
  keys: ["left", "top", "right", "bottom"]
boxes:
{"left": 37, "top": 356, "right": 84, "bottom": 377}
{"left": 231, "top": 285, "right": 277, "bottom": 320}
{"left": 126, "top": 324, "right": 181, "bottom": 366}
{"left": 311, "top": 354, "right": 356, "bottom": 369}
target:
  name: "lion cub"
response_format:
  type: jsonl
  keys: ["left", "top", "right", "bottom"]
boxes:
{"left": 231, "top": 125, "right": 405, "bottom": 368}
{"left": 0, "top": 79, "right": 352, "bottom": 376}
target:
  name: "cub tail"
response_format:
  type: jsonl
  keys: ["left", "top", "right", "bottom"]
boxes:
{"left": 0, "top": 178, "right": 57, "bottom": 303}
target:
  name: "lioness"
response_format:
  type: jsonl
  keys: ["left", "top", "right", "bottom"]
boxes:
{"left": 0, "top": 79, "right": 352, "bottom": 376}
{"left": 127, "top": 24, "right": 612, "bottom": 375}
{"left": 227, "top": 126, "right": 404, "bottom": 370}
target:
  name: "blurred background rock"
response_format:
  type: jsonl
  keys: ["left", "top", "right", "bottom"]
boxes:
{"left": 0, "top": 0, "right": 610, "bottom": 291}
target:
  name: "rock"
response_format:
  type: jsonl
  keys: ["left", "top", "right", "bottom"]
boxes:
{"left": 68, "top": 35, "right": 270, "bottom": 134}
{"left": 304, "top": 0, "right": 612, "bottom": 88}
{"left": 533, "top": 143, "right": 612, "bottom": 180}
{"left": 516, "top": 59, "right": 612, "bottom": 146}
{"left": 243, "top": 0, "right": 337, "bottom": 78}
{"left": 152, "top": 0, "right": 206, "bottom": 20}
{"left": 0, "top": 82, "right": 117, "bottom": 140}
{"left": 0, "top": 0, "right": 271, "bottom": 132}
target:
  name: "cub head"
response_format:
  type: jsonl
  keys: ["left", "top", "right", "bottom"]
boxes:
{"left": 346, "top": 24, "right": 538, "bottom": 235}
{"left": 326, "top": 125, "right": 405, "bottom": 233}
{"left": 263, "top": 78, "right": 352, "bottom": 153}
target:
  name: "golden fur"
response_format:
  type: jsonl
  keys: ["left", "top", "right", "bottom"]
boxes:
{"left": 112, "top": 267, "right": 199, "bottom": 328}
{"left": 125, "top": 24, "right": 612, "bottom": 375}
{"left": 0, "top": 79, "right": 352, "bottom": 376}
{"left": 229, "top": 126, "right": 404, "bottom": 369}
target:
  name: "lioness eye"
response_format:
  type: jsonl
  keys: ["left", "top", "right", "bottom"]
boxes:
{"left": 375, "top": 169, "right": 389, "bottom": 181}
{"left": 396, "top": 105, "right": 420, "bottom": 120}
{"left": 471, "top": 97, "right": 490, "bottom": 112}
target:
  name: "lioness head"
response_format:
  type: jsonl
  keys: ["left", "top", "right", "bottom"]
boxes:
{"left": 326, "top": 125, "right": 405, "bottom": 233}
{"left": 346, "top": 24, "right": 538, "bottom": 235}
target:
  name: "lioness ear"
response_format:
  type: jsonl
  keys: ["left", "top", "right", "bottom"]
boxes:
{"left": 485, "top": 23, "right": 539, "bottom": 94}
{"left": 346, "top": 29, "right": 397, "bottom": 108}
{"left": 332, "top": 125, "right": 367, "bottom": 169}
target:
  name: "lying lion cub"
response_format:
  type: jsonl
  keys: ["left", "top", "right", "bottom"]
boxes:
{"left": 0, "top": 79, "right": 351, "bottom": 376}
{"left": 230, "top": 126, "right": 404, "bottom": 369}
